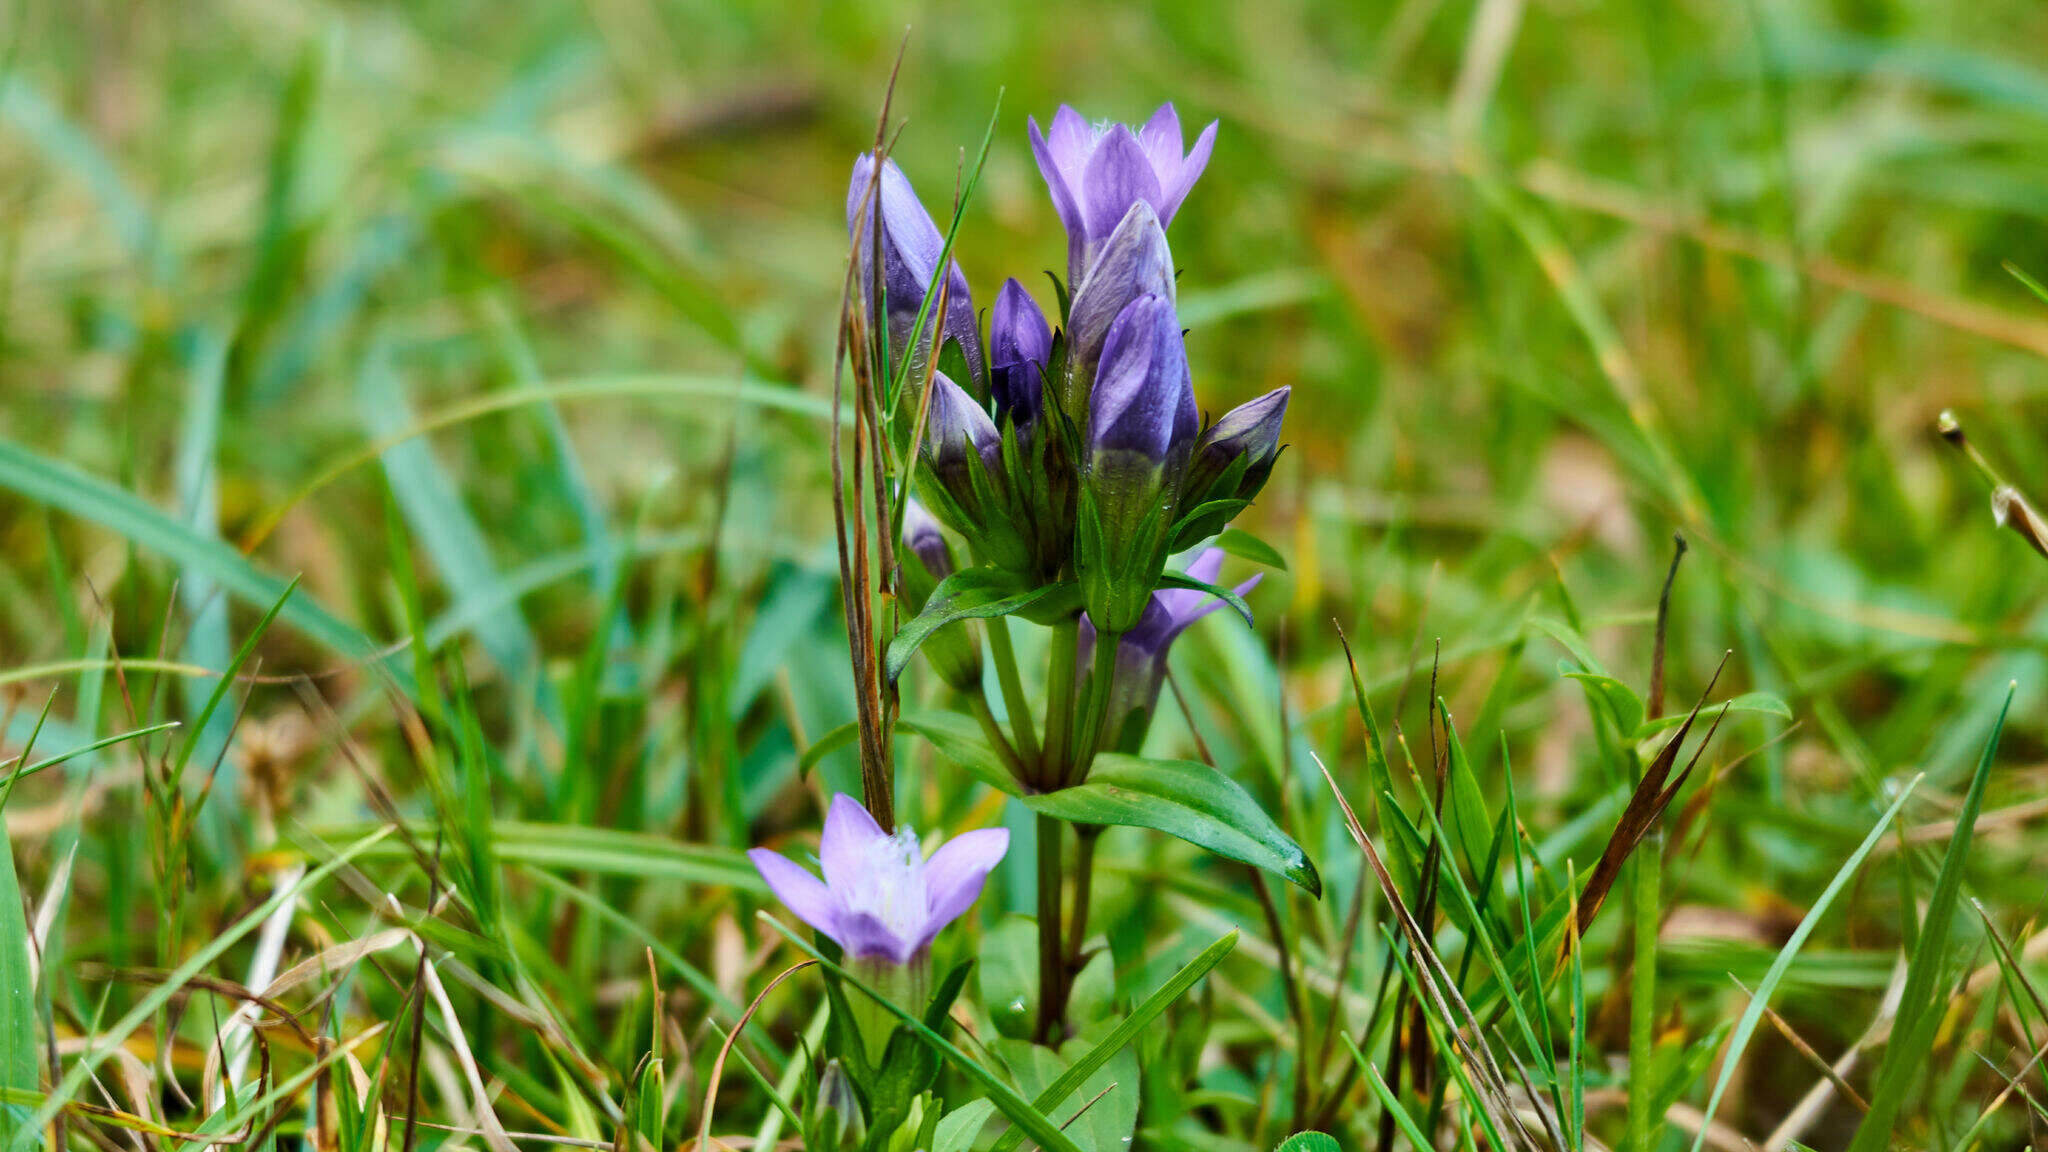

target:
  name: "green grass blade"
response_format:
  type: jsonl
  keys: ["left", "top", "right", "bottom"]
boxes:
{"left": 759, "top": 916, "right": 1085, "bottom": 1152}
{"left": 988, "top": 929, "right": 1238, "bottom": 1152}
{"left": 1689, "top": 772, "right": 1923, "bottom": 1151}
{"left": 0, "top": 822, "right": 37, "bottom": 1146}
{"left": 1846, "top": 686, "right": 2014, "bottom": 1152}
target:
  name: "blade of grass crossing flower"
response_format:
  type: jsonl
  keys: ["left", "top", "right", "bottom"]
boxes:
{"left": 885, "top": 92, "right": 1004, "bottom": 415}
{"left": 758, "top": 916, "right": 1085, "bottom": 1152}
{"left": 1846, "top": 687, "right": 2014, "bottom": 1152}
{"left": 989, "top": 929, "right": 1238, "bottom": 1152}
{"left": 1688, "top": 772, "right": 1921, "bottom": 1152}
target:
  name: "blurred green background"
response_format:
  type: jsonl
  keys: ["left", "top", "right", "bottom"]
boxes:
{"left": 10, "top": 0, "right": 2048, "bottom": 1145}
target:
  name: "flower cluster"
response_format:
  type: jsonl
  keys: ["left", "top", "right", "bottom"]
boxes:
{"left": 849, "top": 104, "right": 1289, "bottom": 635}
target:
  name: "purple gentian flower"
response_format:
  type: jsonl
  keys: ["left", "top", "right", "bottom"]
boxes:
{"left": 1029, "top": 104, "right": 1217, "bottom": 283}
{"left": 749, "top": 794, "right": 1010, "bottom": 965}
{"left": 922, "top": 370, "right": 1002, "bottom": 495}
{"left": 1062, "top": 202, "right": 1176, "bottom": 420}
{"left": 847, "top": 154, "right": 986, "bottom": 395}
{"left": 1087, "top": 294, "right": 1198, "bottom": 468}
{"left": 1082, "top": 548, "right": 1261, "bottom": 750}
{"left": 989, "top": 279, "right": 1051, "bottom": 436}
{"left": 1187, "top": 386, "right": 1290, "bottom": 499}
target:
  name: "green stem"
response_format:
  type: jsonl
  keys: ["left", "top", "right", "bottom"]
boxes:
{"left": 1066, "top": 826, "right": 1102, "bottom": 971}
{"left": 967, "top": 693, "right": 1028, "bottom": 782}
{"left": 1041, "top": 617, "right": 1082, "bottom": 789}
{"left": 1035, "top": 814, "right": 1065, "bottom": 1043}
{"left": 984, "top": 616, "right": 1041, "bottom": 768}
{"left": 1628, "top": 835, "right": 1661, "bottom": 1152}
{"left": 1074, "top": 629, "right": 1121, "bottom": 781}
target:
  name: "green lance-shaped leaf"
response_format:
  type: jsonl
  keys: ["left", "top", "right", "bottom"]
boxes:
{"left": 884, "top": 569, "right": 1079, "bottom": 683}
{"left": 1025, "top": 753, "right": 1321, "bottom": 896}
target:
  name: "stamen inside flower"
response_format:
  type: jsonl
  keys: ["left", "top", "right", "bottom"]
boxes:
{"left": 838, "top": 825, "right": 928, "bottom": 944}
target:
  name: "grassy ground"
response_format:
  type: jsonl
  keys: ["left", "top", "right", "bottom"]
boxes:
{"left": 8, "top": 0, "right": 2048, "bottom": 1148}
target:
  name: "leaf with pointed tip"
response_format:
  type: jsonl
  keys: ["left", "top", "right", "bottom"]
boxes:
{"left": 1154, "top": 572, "right": 1254, "bottom": 628}
{"left": 1025, "top": 754, "right": 1319, "bottom": 895}
{"left": 1215, "top": 527, "right": 1287, "bottom": 570}
{"left": 885, "top": 570, "right": 1077, "bottom": 682}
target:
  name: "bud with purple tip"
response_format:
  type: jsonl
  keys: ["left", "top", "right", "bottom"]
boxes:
{"left": 847, "top": 155, "right": 985, "bottom": 397}
{"left": 1076, "top": 294, "right": 1199, "bottom": 632}
{"left": 1173, "top": 386, "right": 1290, "bottom": 545}
{"left": 989, "top": 278, "right": 1051, "bottom": 438}
{"left": 1029, "top": 103, "right": 1217, "bottom": 285}
{"left": 1061, "top": 202, "right": 1176, "bottom": 424}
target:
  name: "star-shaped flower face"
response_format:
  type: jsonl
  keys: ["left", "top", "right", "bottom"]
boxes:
{"left": 1029, "top": 103, "right": 1217, "bottom": 282}
{"left": 749, "top": 795, "right": 1010, "bottom": 965}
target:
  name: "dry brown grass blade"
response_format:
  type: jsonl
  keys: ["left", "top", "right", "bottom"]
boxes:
{"left": 1573, "top": 656, "right": 1730, "bottom": 937}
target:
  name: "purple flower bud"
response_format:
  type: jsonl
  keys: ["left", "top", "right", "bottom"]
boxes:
{"left": 1082, "top": 549, "right": 1261, "bottom": 750}
{"left": 1187, "top": 386, "right": 1289, "bottom": 499}
{"left": 901, "top": 498, "right": 954, "bottom": 581}
{"left": 847, "top": 154, "right": 985, "bottom": 394}
{"left": 748, "top": 794, "right": 1010, "bottom": 965}
{"left": 922, "top": 371, "right": 1001, "bottom": 493}
{"left": 1030, "top": 104, "right": 1217, "bottom": 283}
{"left": 989, "top": 279, "right": 1051, "bottom": 435}
{"left": 1087, "top": 295, "right": 1197, "bottom": 466}
{"left": 1062, "top": 203, "right": 1175, "bottom": 420}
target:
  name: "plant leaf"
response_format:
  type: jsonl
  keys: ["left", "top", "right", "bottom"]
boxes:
{"left": 885, "top": 570, "right": 1075, "bottom": 683}
{"left": 1215, "top": 526, "right": 1288, "bottom": 570}
{"left": 1025, "top": 754, "right": 1319, "bottom": 896}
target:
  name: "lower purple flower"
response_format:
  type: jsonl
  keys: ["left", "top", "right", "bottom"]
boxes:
{"left": 749, "top": 794, "right": 1010, "bottom": 965}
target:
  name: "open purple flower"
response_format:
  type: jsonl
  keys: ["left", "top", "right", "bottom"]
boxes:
{"left": 1081, "top": 548, "right": 1261, "bottom": 750}
{"left": 1030, "top": 104, "right": 1217, "bottom": 282}
{"left": 749, "top": 795, "right": 1010, "bottom": 965}
{"left": 847, "top": 154, "right": 985, "bottom": 395}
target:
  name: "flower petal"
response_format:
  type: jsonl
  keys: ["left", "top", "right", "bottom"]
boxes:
{"left": 749, "top": 848, "right": 841, "bottom": 944}
{"left": 916, "top": 828, "right": 1011, "bottom": 951}
{"left": 836, "top": 908, "right": 917, "bottom": 964}
{"left": 1079, "top": 125, "right": 1165, "bottom": 243}
{"left": 1158, "top": 119, "right": 1218, "bottom": 227}
{"left": 1029, "top": 116, "right": 1085, "bottom": 262}
{"left": 1047, "top": 105, "right": 1096, "bottom": 176}
{"left": 1089, "top": 295, "right": 1185, "bottom": 461}
{"left": 1137, "top": 103, "right": 1184, "bottom": 179}
{"left": 820, "top": 793, "right": 886, "bottom": 893}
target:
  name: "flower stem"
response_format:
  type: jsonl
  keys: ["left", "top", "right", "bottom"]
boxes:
{"left": 1034, "top": 813, "right": 1065, "bottom": 1043}
{"left": 1074, "top": 629, "right": 1121, "bottom": 778}
{"left": 967, "top": 693, "right": 1028, "bottom": 781}
{"left": 1066, "top": 825, "right": 1102, "bottom": 971}
{"left": 1040, "top": 617, "right": 1082, "bottom": 788}
{"left": 984, "top": 616, "right": 1041, "bottom": 769}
